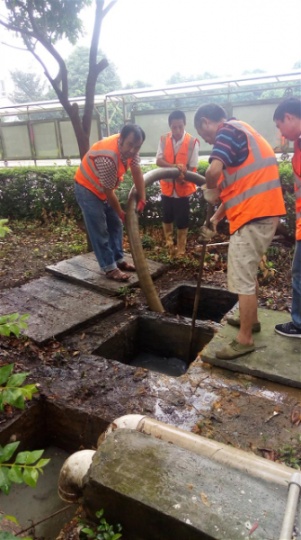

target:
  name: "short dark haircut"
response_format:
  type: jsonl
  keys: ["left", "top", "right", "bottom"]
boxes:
{"left": 273, "top": 98, "right": 301, "bottom": 121}
{"left": 168, "top": 110, "right": 186, "bottom": 126}
{"left": 194, "top": 103, "right": 227, "bottom": 127}
{"left": 120, "top": 123, "right": 146, "bottom": 143}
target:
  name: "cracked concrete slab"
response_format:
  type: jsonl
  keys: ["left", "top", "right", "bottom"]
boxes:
{"left": 200, "top": 307, "right": 301, "bottom": 388}
{"left": 46, "top": 251, "right": 166, "bottom": 295}
{"left": 83, "top": 428, "right": 297, "bottom": 540}
{"left": 0, "top": 275, "right": 123, "bottom": 343}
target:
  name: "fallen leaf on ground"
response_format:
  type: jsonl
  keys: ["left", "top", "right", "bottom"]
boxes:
{"left": 291, "top": 404, "right": 301, "bottom": 426}
{"left": 200, "top": 492, "right": 211, "bottom": 506}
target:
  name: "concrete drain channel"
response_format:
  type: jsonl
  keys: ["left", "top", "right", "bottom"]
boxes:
{"left": 94, "top": 285, "right": 238, "bottom": 377}
{"left": 1, "top": 285, "right": 300, "bottom": 539}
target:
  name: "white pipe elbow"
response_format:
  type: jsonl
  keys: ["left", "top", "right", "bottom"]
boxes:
{"left": 58, "top": 449, "right": 95, "bottom": 503}
{"left": 98, "top": 414, "right": 146, "bottom": 446}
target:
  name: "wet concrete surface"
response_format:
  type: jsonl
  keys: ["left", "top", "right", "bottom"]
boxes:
{"left": 84, "top": 428, "right": 300, "bottom": 540}
{"left": 202, "top": 306, "right": 301, "bottom": 388}
{"left": 0, "top": 257, "right": 301, "bottom": 539}
{"left": 46, "top": 252, "right": 166, "bottom": 295}
{"left": 0, "top": 275, "right": 123, "bottom": 343}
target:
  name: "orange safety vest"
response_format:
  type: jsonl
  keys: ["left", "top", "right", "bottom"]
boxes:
{"left": 292, "top": 140, "right": 301, "bottom": 240}
{"left": 74, "top": 134, "right": 130, "bottom": 201}
{"left": 217, "top": 120, "right": 286, "bottom": 234}
{"left": 159, "top": 132, "right": 198, "bottom": 197}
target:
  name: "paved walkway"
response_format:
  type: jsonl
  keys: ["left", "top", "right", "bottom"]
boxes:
{"left": 0, "top": 252, "right": 165, "bottom": 343}
{"left": 0, "top": 252, "right": 299, "bottom": 387}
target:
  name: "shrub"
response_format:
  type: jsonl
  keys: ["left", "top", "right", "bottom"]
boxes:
{"left": 0, "top": 160, "right": 296, "bottom": 236}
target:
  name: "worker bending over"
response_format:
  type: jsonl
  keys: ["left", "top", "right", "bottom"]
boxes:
{"left": 74, "top": 124, "right": 146, "bottom": 282}
{"left": 194, "top": 103, "right": 286, "bottom": 360}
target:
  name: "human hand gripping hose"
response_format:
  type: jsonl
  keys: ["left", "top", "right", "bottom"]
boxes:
{"left": 202, "top": 187, "right": 220, "bottom": 204}
{"left": 136, "top": 199, "right": 146, "bottom": 213}
{"left": 175, "top": 163, "right": 187, "bottom": 185}
{"left": 198, "top": 218, "right": 218, "bottom": 242}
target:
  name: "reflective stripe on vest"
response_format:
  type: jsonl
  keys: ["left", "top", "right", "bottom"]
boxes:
{"left": 160, "top": 133, "right": 197, "bottom": 197}
{"left": 74, "top": 135, "right": 127, "bottom": 201}
{"left": 78, "top": 149, "right": 119, "bottom": 195}
{"left": 217, "top": 120, "right": 285, "bottom": 233}
{"left": 160, "top": 134, "right": 196, "bottom": 163}
{"left": 292, "top": 142, "right": 301, "bottom": 240}
{"left": 220, "top": 120, "right": 278, "bottom": 192}
{"left": 224, "top": 178, "right": 282, "bottom": 210}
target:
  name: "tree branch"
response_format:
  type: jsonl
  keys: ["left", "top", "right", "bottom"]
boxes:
{"left": 82, "top": 0, "right": 115, "bottom": 136}
{"left": 26, "top": 0, "right": 69, "bottom": 100}
{"left": 0, "top": 18, "right": 35, "bottom": 38}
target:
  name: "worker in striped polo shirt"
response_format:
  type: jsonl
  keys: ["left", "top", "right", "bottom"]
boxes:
{"left": 194, "top": 103, "right": 286, "bottom": 360}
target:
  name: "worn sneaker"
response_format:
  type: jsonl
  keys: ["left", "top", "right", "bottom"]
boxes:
{"left": 274, "top": 321, "right": 301, "bottom": 338}
{"left": 226, "top": 316, "right": 261, "bottom": 333}
{"left": 216, "top": 339, "right": 255, "bottom": 360}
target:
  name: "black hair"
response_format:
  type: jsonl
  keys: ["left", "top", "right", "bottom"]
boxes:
{"left": 120, "top": 123, "right": 146, "bottom": 143}
{"left": 168, "top": 110, "right": 186, "bottom": 126}
{"left": 273, "top": 97, "right": 301, "bottom": 121}
{"left": 194, "top": 103, "right": 227, "bottom": 127}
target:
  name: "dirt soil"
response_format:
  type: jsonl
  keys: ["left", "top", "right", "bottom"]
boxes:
{"left": 0, "top": 219, "right": 300, "bottom": 538}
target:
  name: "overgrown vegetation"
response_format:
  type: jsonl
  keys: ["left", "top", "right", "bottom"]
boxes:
{"left": 79, "top": 509, "right": 122, "bottom": 540}
{"left": 0, "top": 159, "right": 296, "bottom": 236}
{"left": 0, "top": 218, "right": 48, "bottom": 540}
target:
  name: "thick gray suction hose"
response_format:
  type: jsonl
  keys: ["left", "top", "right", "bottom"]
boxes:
{"left": 126, "top": 168, "right": 205, "bottom": 312}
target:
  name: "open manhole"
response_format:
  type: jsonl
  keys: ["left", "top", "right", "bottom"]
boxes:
{"left": 161, "top": 283, "right": 238, "bottom": 323}
{"left": 93, "top": 314, "right": 214, "bottom": 377}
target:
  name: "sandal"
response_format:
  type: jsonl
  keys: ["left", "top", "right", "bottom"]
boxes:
{"left": 117, "top": 261, "right": 136, "bottom": 272}
{"left": 106, "top": 268, "right": 130, "bottom": 282}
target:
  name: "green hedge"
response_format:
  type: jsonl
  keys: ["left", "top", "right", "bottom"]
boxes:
{"left": 0, "top": 160, "right": 296, "bottom": 236}
{"left": 0, "top": 167, "right": 80, "bottom": 221}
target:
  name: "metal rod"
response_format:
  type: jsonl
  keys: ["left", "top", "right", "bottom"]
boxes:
{"left": 187, "top": 204, "right": 214, "bottom": 361}
{"left": 207, "top": 241, "right": 229, "bottom": 247}
{"left": 17, "top": 505, "right": 75, "bottom": 534}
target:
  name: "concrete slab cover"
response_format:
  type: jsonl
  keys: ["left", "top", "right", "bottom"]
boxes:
{"left": 46, "top": 252, "right": 166, "bottom": 295}
{"left": 0, "top": 275, "right": 123, "bottom": 343}
{"left": 84, "top": 429, "right": 295, "bottom": 540}
{"left": 201, "top": 308, "right": 301, "bottom": 388}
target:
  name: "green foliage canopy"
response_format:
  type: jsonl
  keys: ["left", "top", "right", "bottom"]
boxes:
{"left": 67, "top": 46, "right": 122, "bottom": 97}
{"left": 4, "top": 0, "right": 92, "bottom": 45}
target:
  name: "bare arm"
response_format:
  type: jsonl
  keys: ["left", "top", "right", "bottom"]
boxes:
{"left": 130, "top": 163, "right": 146, "bottom": 203}
{"left": 205, "top": 158, "right": 224, "bottom": 188}
{"left": 103, "top": 187, "right": 125, "bottom": 221}
{"left": 211, "top": 203, "right": 226, "bottom": 225}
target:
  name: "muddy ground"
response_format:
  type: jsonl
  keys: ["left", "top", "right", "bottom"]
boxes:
{"left": 0, "top": 219, "right": 300, "bottom": 471}
{"left": 0, "top": 220, "right": 301, "bottom": 464}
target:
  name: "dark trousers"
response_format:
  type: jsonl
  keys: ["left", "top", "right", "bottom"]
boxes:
{"left": 161, "top": 195, "right": 190, "bottom": 229}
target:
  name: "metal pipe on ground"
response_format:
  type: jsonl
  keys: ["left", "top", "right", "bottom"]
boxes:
{"left": 58, "top": 414, "right": 294, "bottom": 504}
{"left": 125, "top": 168, "right": 206, "bottom": 313}
{"left": 102, "top": 414, "right": 294, "bottom": 487}
{"left": 279, "top": 471, "right": 301, "bottom": 540}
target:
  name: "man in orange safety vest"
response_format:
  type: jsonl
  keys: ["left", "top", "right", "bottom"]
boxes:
{"left": 194, "top": 103, "right": 286, "bottom": 360}
{"left": 156, "top": 110, "right": 200, "bottom": 257}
